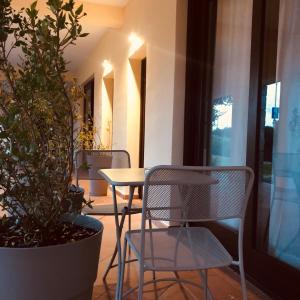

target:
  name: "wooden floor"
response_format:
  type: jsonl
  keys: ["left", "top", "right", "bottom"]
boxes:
{"left": 89, "top": 195, "right": 272, "bottom": 300}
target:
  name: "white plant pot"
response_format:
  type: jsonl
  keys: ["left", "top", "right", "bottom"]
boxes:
{"left": 89, "top": 179, "right": 108, "bottom": 196}
{"left": 86, "top": 154, "right": 112, "bottom": 196}
{"left": 0, "top": 215, "right": 103, "bottom": 300}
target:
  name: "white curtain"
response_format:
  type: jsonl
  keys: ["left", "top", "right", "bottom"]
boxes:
{"left": 268, "top": 0, "right": 300, "bottom": 268}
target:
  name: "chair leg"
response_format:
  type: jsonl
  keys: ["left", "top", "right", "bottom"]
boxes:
{"left": 119, "top": 237, "right": 128, "bottom": 300}
{"left": 128, "top": 213, "right": 132, "bottom": 230}
{"left": 238, "top": 222, "right": 247, "bottom": 300}
{"left": 152, "top": 270, "right": 156, "bottom": 281}
{"left": 148, "top": 219, "right": 156, "bottom": 281}
{"left": 128, "top": 214, "right": 132, "bottom": 256}
{"left": 239, "top": 262, "right": 248, "bottom": 300}
{"left": 202, "top": 269, "right": 208, "bottom": 300}
{"left": 137, "top": 266, "right": 145, "bottom": 300}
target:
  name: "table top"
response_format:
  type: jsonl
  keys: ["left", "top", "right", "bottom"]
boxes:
{"left": 98, "top": 167, "right": 218, "bottom": 187}
{"left": 98, "top": 168, "right": 145, "bottom": 186}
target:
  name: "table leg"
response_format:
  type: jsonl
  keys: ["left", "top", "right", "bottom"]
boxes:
{"left": 116, "top": 186, "right": 135, "bottom": 299}
{"left": 111, "top": 185, "right": 136, "bottom": 300}
{"left": 111, "top": 185, "right": 121, "bottom": 300}
{"left": 103, "top": 186, "right": 136, "bottom": 282}
{"left": 102, "top": 208, "right": 127, "bottom": 281}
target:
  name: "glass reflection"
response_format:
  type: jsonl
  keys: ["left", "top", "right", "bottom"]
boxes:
{"left": 258, "top": 0, "right": 300, "bottom": 268}
{"left": 211, "top": 96, "right": 233, "bottom": 166}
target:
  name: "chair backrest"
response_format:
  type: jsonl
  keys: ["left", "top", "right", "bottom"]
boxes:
{"left": 74, "top": 150, "right": 131, "bottom": 182}
{"left": 142, "top": 165, "right": 254, "bottom": 224}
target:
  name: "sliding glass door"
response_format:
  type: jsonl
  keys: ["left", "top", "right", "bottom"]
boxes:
{"left": 256, "top": 0, "right": 300, "bottom": 273}
{"left": 210, "top": 0, "right": 253, "bottom": 168}
{"left": 209, "top": 0, "right": 253, "bottom": 230}
{"left": 184, "top": 0, "right": 300, "bottom": 298}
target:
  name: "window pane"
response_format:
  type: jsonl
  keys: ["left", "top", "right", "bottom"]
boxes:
{"left": 210, "top": 0, "right": 252, "bottom": 167}
{"left": 257, "top": 0, "right": 300, "bottom": 268}
{"left": 209, "top": 0, "right": 253, "bottom": 229}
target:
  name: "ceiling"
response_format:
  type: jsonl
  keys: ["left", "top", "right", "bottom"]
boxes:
{"left": 11, "top": 0, "right": 129, "bottom": 7}
{"left": 64, "top": 27, "right": 107, "bottom": 72}
{"left": 8, "top": 0, "right": 127, "bottom": 72}
{"left": 84, "top": 0, "right": 128, "bottom": 6}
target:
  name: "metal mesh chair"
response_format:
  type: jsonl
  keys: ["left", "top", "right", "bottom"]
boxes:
{"left": 119, "top": 165, "right": 254, "bottom": 300}
{"left": 75, "top": 150, "right": 139, "bottom": 214}
{"left": 74, "top": 150, "right": 142, "bottom": 280}
{"left": 75, "top": 150, "right": 131, "bottom": 185}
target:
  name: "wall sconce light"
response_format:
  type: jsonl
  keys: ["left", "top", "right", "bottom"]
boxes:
{"left": 128, "top": 32, "right": 144, "bottom": 56}
{"left": 102, "top": 60, "right": 113, "bottom": 76}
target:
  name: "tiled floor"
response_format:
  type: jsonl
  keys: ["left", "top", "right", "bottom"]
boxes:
{"left": 88, "top": 196, "right": 272, "bottom": 300}
{"left": 0, "top": 179, "right": 271, "bottom": 299}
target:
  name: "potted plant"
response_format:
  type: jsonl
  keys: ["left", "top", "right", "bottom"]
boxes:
{"left": 77, "top": 121, "right": 112, "bottom": 196}
{"left": 0, "top": 1, "right": 103, "bottom": 299}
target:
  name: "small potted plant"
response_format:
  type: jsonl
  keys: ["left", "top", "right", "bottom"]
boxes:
{"left": 77, "top": 121, "right": 112, "bottom": 196}
{"left": 0, "top": 1, "right": 103, "bottom": 299}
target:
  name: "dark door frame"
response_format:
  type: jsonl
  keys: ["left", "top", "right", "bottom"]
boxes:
{"left": 139, "top": 58, "right": 147, "bottom": 169}
{"left": 184, "top": 0, "right": 300, "bottom": 298}
{"left": 83, "top": 78, "right": 95, "bottom": 125}
{"left": 183, "top": 0, "right": 217, "bottom": 167}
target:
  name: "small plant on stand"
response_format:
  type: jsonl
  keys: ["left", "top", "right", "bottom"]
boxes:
{"left": 77, "top": 119, "right": 111, "bottom": 197}
{"left": 77, "top": 119, "right": 108, "bottom": 151}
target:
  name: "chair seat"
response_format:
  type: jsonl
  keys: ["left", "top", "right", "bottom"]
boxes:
{"left": 126, "top": 227, "right": 232, "bottom": 271}
{"left": 83, "top": 202, "right": 142, "bottom": 216}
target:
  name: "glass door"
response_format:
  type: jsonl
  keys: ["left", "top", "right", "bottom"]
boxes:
{"left": 184, "top": 0, "right": 300, "bottom": 297}
{"left": 210, "top": 0, "right": 253, "bottom": 168}
{"left": 210, "top": 0, "right": 300, "bottom": 296}
{"left": 254, "top": 0, "right": 300, "bottom": 292}
{"left": 209, "top": 0, "right": 253, "bottom": 230}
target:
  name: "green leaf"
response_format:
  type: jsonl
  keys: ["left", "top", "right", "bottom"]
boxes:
{"left": 75, "top": 4, "right": 83, "bottom": 16}
{"left": 31, "top": 1, "right": 38, "bottom": 10}
{"left": 57, "top": 14, "right": 66, "bottom": 29}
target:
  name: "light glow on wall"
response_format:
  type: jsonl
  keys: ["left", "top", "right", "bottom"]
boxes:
{"left": 126, "top": 59, "right": 141, "bottom": 167}
{"left": 128, "top": 32, "right": 144, "bottom": 56}
{"left": 102, "top": 60, "right": 113, "bottom": 77}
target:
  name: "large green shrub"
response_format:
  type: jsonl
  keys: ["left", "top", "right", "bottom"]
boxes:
{"left": 0, "top": 0, "right": 90, "bottom": 246}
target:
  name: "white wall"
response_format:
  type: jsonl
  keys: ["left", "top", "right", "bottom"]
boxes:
{"left": 74, "top": 0, "right": 187, "bottom": 167}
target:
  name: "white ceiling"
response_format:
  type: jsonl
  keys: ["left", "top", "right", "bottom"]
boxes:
{"left": 64, "top": 27, "right": 107, "bottom": 71}
{"left": 84, "top": 0, "right": 128, "bottom": 6}
{"left": 9, "top": 0, "right": 126, "bottom": 72}
{"left": 11, "top": 0, "right": 129, "bottom": 7}
{"left": 66, "top": 0, "right": 128, "bottom": 71}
